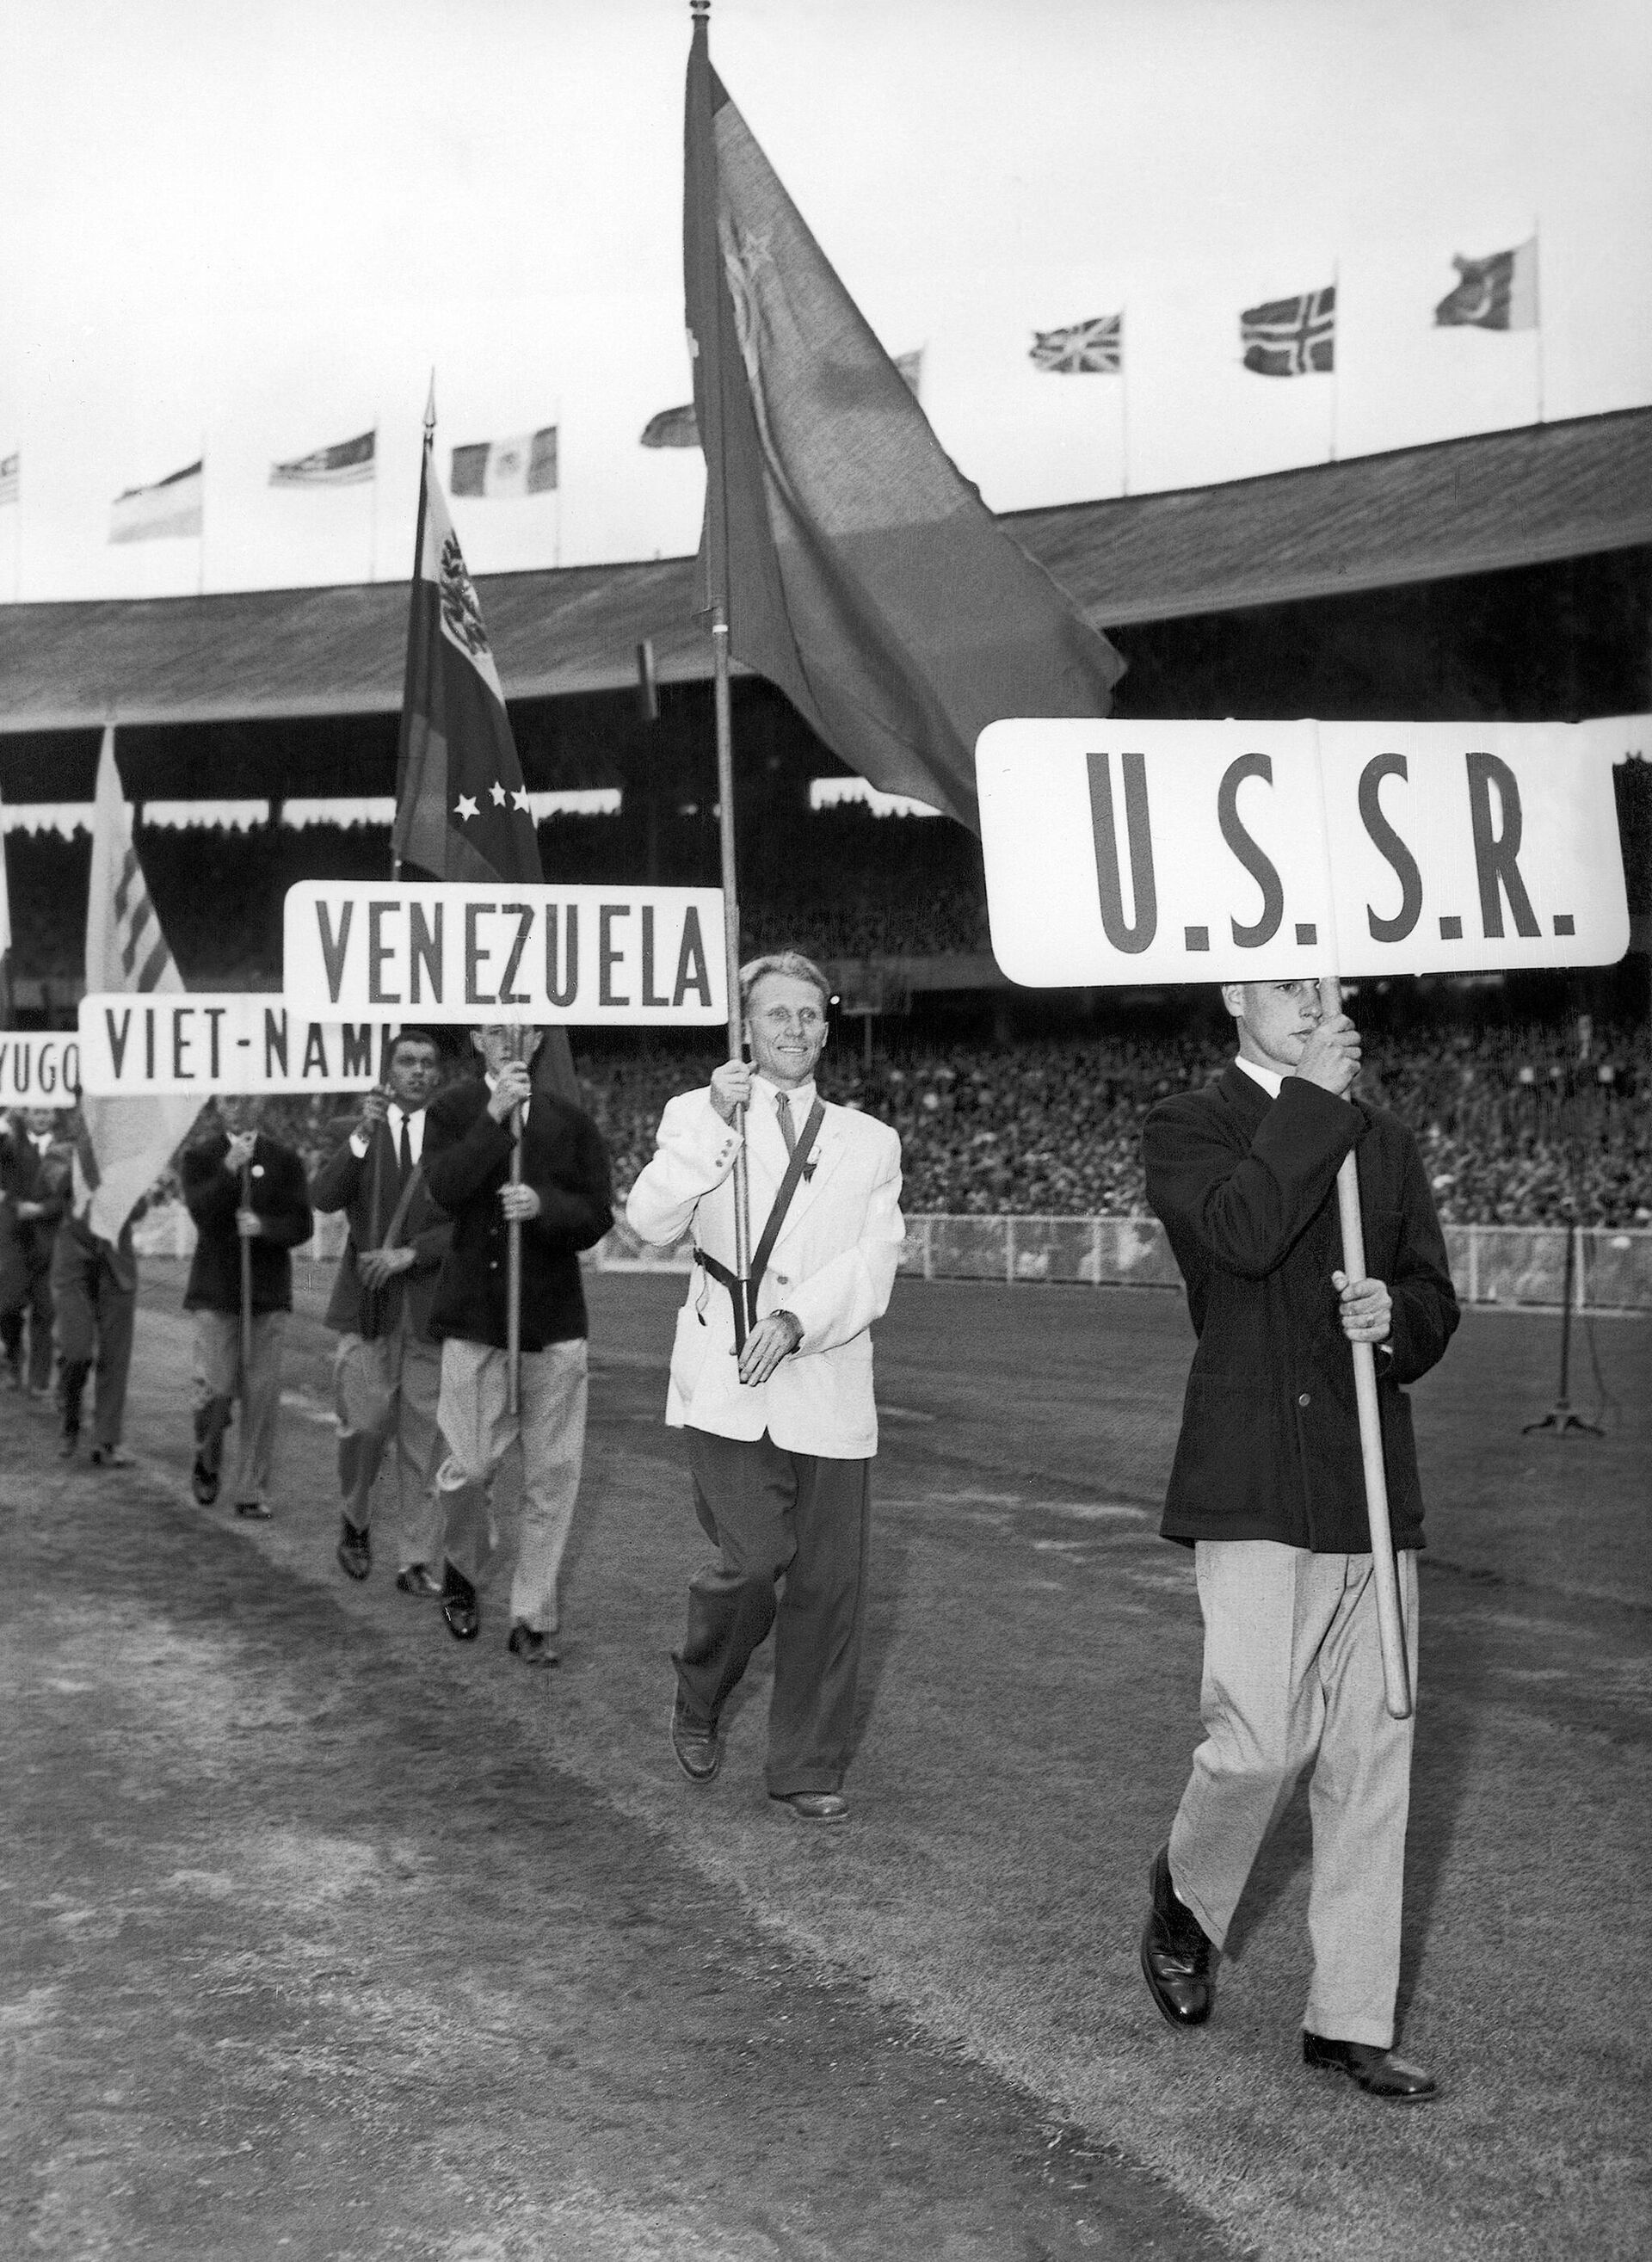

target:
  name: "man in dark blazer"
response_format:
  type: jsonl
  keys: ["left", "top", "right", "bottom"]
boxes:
{"left": 422, "top": 1025, "right": 613, "bottom": 1665}
{"left": 1139, "top": 977, "right": 1458, "bottom": 2104}
{"left": 181, "top": 1097, "right": 313, "bottom": 1519}
{"left": 311, "top": 1030, "right": 452, "bottom": 1590}
{"left": 1, "top": 1105, "right": 71, "bottom": 1396}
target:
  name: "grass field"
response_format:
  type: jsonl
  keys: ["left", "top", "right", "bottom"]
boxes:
{"left": 9, "top": 1264, "right": 1650, "bottom": 2259}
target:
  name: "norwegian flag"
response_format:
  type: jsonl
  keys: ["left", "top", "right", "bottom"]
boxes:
{"left": 1029, "top": 314, "right": 1122, "bottom": 373}
{"left": 1241, "top": 286, "right": 1336, "bottom": 376}
{"left": 77, "top": 729, "right": 200, "bottom": 1240}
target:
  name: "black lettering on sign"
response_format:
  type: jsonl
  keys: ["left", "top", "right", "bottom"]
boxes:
{"left": 172, "top": 1009, "right": 193, "bottom": 1081}
{"left": 673, "top": 909, "right": 713, "bottom": 1008}
{"left": 545, "top": 907, "right": 579, "bottom": 1008}
{"left": 497, "top": 905, "right": 533, "bottom": 1006}
{"left": 1465, "top": 752, "right": 1540, "bottom": 940}
{"left": 409, "top": 903, "right": 442, "bottom": 1004}
{"left": 465, "top": 903, "right": 496, "bottom": 1005}
{"left": 340, "top": 1026, "right": 373, "bottom": 1079}
{"left": 205, "top": 1008, "right": 225, "bottom": 1078}
{"left": 1217, "top": 754, "right": 1284, "bottom": 950}
{"left": 62, "top": 1043, "right": 80, "bottom": 1094}
{"left": 316, "top": 900, "right": 354, "bottom": 1004}
{"left": 1086, "top": 750, "right": 1157, "bottom": 953}
{"left": 1359, "top": 753, "right": 1423, "bottom": 943}
{"left": 368, "top": 901, "right": 400, "bottom": 1004}
{"left": 600, "top": 905, "right": 630, "bottom": 1006}
{"left": 640, "top": 907, "right": 669, "bottom": 1008}
{"left": 264, "top": 1010, "right": 288, "bottom": 1077}
{"left": 12, "top": 1047, "right": 28, "bottom": 1095}
{"left": 303, "top": 1024, "right": 330, "bottom": 1079}
{"left": 105, "top": 1009, "right": 133, "bottom": 1078}
{"left": 145, "top": 1008, "right": 156, "bottom": 1081}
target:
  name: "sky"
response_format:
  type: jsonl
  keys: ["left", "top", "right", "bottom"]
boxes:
{"left": 1, "top": 0, "right": 1648, "bottom": 605}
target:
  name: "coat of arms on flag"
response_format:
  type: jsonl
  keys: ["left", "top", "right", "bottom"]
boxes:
{"left": 1434, "top": 239, "right": 1538, "bottom": 330}
{"left": 269, "top": 428, "right": 376, "bottom": 486}
{"left": 1240, "top": 287, "right": 1335, "bottom": 376}
{"left": 450, "top": 426, "right": 558, "bottom": 498}
{"left": 1029, "top": 315, "right": 1122, "bottom": 373}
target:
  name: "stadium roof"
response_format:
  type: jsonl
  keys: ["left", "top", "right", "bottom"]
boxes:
{"left": 1, "top": 409, "right": 1648, "bottom": 734}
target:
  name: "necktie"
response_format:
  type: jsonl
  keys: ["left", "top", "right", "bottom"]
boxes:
{"left": 776, "top": 1091, "right": 797, "bottom": 1156}
{"left": 398, "top": 1115, "right": 413, "bottom": 1180}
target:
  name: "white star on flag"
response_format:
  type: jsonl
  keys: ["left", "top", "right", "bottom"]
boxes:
{"left": 512, "top": 787, "right": 532, "bottom": 813}
{"left": 454, "top": 794, "right": 479, "bottom": 820}
{"left": 490, "top": 781, "right": 507, "bottom": 806}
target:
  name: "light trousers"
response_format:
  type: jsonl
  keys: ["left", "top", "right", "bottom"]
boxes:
{"left": 333, "top": 1327, "right": 444, "bottom": 1569}
{"left": 193, "top": 1309, "right": 288, "bottom": 1508}
{"left": 1168, "top": 1539, "right": 1421, "bottom": 2048}
{"left": 435, "top": 1335, "right": 588, "bottom": 1633}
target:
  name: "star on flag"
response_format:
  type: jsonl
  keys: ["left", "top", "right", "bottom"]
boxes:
{"left": 454, "top": 794, "right": 479, "bottom": 821}
{"left": 490, "top": 781, "right": 507, "bottom": 805}
{"left": 512, "top": 787, "right": 531, "bottom": 812}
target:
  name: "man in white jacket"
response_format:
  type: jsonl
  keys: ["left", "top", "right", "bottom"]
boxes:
{"left": 626, "top": 952, "right": 905, "bottom": 1825}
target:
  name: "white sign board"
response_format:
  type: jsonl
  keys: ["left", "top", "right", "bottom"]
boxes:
{"left": 76, "top": 995, "right": 401, "bottom": 1096}
{"left": 0, "top": 1033, "right": 82, "bottom": 1106}
{"left": 977, "top": 718, "right": 1632, "bottom": 986}
{"left": 281, "top": 883, "right": 727, "bottom": 1026}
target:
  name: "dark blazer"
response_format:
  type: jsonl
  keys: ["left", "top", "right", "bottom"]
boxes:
{"left": 422, "top": 1076, "right": 613, "bottom": 1353}
{"left": 181, "top": 1130, "right": 313, "bottom": 1315}
{"left": 0, "top": 1124, "right": 72, "bottom": 1276}
{"left": 1143, "top": 1065, "right": 1458, "bottom": 1553}
{"left": 310, "top": 1113, "right": 452, "bottom": 1341}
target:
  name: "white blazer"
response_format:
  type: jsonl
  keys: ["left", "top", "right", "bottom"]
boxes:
{"left": 625, "top": 1082, "right": 905, "bottom": 1458}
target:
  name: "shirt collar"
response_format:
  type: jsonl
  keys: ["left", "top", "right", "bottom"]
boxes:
{"left": 1234, "top": 1053, "right": 1287, "bottom": 1098}
{"left": 752, "top": 1072, "right": 817, "bottom": 1113}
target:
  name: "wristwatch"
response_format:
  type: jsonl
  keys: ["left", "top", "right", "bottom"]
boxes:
{"left": 774, "top": 1310, "right": 803, "bottom": 1352}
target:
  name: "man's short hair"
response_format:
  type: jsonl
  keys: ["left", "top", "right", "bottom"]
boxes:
{"left": 388, "top": 1028, "right": 440, "bottom": 1064}
{"left": 739, "top": 951, "right": 832, "bottom": 1017}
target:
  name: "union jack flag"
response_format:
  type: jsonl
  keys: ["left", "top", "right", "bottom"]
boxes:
{"left": 1241, "top": 286, "right": 1335, "bottom": 377}
{"left": 1029, "top": 313, "right": 1122, "bottom": 373}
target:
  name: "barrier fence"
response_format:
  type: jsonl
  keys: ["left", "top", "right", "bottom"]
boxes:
{"left": 133, "top": 1204, "right": 1650, "bottom": 1314}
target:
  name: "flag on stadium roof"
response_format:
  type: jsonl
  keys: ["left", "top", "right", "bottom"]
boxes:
{"left": 1434, "top": 238, "right": 1538, "bottom": 330}
{"left": 1241, "top": 286, "right": 1336, "bottom": 376}
{"left": 109, "top": 459, "right": 203, "bottom": 544}
{"left": 640, "top": 401, "right": 700, "bottom": 449}
{"left": 77, "top": 728, "right": 201, "bottom": 1242}
{"left": 450, "top": 425, "right": 558, "bottom": 498}
{"left": 0, "top": 453, "right": 17, "bottom": 507}
{"left": 392, "top": 415, "right": 577, "bottom": 1097}
{"left": 1029, "top": 314, "right": 1122, "bottom": 373}
{"left": 269, "top": 428, "right": 376, "bottom": 487}
{"left": 682, "top": 13, "right": 1124, "bottom": 835}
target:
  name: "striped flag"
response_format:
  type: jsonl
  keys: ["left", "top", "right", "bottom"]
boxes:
{"left": 0, "top": 453, "right": 17, "bottom": 507}
{"left": 1241, "top": 286, "right": 1335, "bottom": 376}
{"left": 450, "top": 426, "right": 558, "bottom": 498}
{"left": 77, "top": 729, "right": 201, "bottom": 1239}
{"left": 269, "top": 428, "right": 376, "bottom": 486}
{"left": 109, "top": 459, "right": 203, "bottom": 544}
{"left": 1435, "top": 239, "right": 1539, "bottom": 330}
{"left": 1029, "top": 314, "right": 1122, "bottom": 373}
{"left": 644, "top": 352, "right": 922, "bottom": 449}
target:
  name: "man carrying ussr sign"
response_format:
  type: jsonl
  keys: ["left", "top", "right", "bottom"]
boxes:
{"left": 1137, "top": 976, "right": 1458, "bottom": 2102}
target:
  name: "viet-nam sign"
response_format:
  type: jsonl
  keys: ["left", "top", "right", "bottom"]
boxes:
{"left": 280, "top": 884, "right": 728, "bottom": 1026}
{"left": 977, "top": 718, "right": 1633, "bottom": 986}
{"left": 0, "top": 1034, "right": 83, "bottom": 1106}
{"left": 76, "top": 995, "right": 400, "bottom": 1096}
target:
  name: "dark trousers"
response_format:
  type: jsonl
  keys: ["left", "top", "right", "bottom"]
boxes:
{"left": 52, "top": 1232, "right": 136, "bottom": 1448}
{"left": 675, "top": 1427, "right": 871, "bottom": 1797}
{"left": 1, "top": 1251, "right": 55, "bottom": 1392}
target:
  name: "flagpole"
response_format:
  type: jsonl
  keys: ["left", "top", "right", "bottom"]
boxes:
{"left": 393, "top": 378, "right": 436, "bottom": 886}
{"left": 1328, "top": 262, "right": 1341, "bottom": 465}
{"left": 507, "top": 1028, "right": 524, "bottom": 1416}
{"left": 689, "top": 0, "right": 752, "bottom": 1348}
{"left": 369, "top": 415, "right": 380, "bottom": 582}
{"left": 1532, "top": 218, "right": 1545, "bottom": 425}
{"left": 197, "top": 429, "right": 206, "bottom": 598}
{"left": 1117, "top": 307, "right": 1129, "bottom": 499}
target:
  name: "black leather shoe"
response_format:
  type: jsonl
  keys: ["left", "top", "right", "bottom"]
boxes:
{"left": 235, "top": 1500, "right": 273, "bottom": 1521}
{"left": 395, "top": 1563, "right": 442, "bottom": 1597}
{"left": 507, "top": 1621, "right": 559, "bottom": 1667}
{"left": 670, "top": 1699, "right": 722, "bottom": 1783}
{"left": 769, "top": 1790, "right": 849, "bottom": 1824}
{"left": 1303, "top": 2032, "right": 1439, "bottom": 2101}
{"left": 336, "top": 1518, "right": 371, "bottom": 1581}
{"left": 89, "top": 1445, "right": 135, "bottom": 1469}
{"left": 1140, "top": 1845, "right": 1213, "bottom": 2028}
{"left": 190, "top": 1458, "right": 220, "bottom": 1507}
{"left": 57, "top": 1427, "right": 79, "bottom": 1459}
{"left": 441, "top": 1566, "right": 479, "bottom": 1642}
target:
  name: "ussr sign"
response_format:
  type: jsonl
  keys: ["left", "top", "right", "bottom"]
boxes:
{"left": 0, "top": 1034, "right": 82, "bottom": 1106}
{"left": 281, "top": 884, "right": 727, "bottom": 1026}
{"left": 77, "top": 995, "right": 400, "bottom": 1096}
{"left": 977, "top": 718, "right": 1632, "bottom": 986}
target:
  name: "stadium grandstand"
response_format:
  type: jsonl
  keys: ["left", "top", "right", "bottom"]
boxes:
{"left": 3, "top": 409, "right": 1649, "bottom": 1234}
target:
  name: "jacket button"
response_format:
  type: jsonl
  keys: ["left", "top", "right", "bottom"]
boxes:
{"left": 1298, "top": 1391, "right": 1310, "bottom": 1407}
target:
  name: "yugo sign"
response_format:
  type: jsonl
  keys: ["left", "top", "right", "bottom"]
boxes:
{"left": 977, "top": 718, "right": 1631, "bottom": 987}
{"left": 282, "top": 884, "right": 727, "bottom": 1026}
{"left": 0, "top": 1034, "right": 82, "bottom": 1106}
